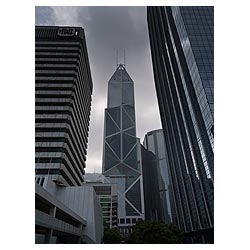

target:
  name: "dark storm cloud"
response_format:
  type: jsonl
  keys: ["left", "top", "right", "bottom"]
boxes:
{"left": 35, "top": 7, "right": 56, "bottom": 25}
{"left": 35, "top": 6, "right": 162, "bottom": 172}
{"left": 83, "top": 7, "right": 147, "bottom": 49}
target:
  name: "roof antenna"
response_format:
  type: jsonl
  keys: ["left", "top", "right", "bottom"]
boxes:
{"left": 124, "top": 49, "right": 126, "bottom": 68}
{"left": 116, "top": 49, "right": 118, "bottom": 68}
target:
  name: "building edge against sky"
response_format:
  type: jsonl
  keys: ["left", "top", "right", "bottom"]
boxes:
{"left": 147, "top": 6, "right": 214, "bottom": 243}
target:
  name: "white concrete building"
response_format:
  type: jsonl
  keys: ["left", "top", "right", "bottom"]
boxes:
{"left": 35, "top": 177, "right": 103, "bottom": 243}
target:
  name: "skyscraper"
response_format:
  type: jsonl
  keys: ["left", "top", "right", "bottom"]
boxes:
{"left": 140, "top": 144, "right": 162, "bottom": 222}
{"left": 143, "top": 129, "right": 172, "bottom": 224}
{"left": 35, "top": 26, "right": 104, "bottom": 244}
{"left": 35, "top": 26, "right": 93, "bottom": 186}
{"left": 102, "top": 64, "right": 145, "bottom": 235}
{"left": 147, "top": 7, "right": 214, "bottom": 243}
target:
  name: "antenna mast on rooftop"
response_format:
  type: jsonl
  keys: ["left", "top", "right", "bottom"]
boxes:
{"left": 116, "top": 49, "right": 118, "bottom": 68}
{"left": 124, "top": 49, "right": 126, "bottom": 68}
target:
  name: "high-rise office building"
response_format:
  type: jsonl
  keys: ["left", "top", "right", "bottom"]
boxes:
{"left": 147, "top": 7, "right": 214, "bottom": 243}
{"left": 143, "top": 129, "right": 172, "bottom": 224}
{"left": 35, "top": 26, "right": 93, "bottom": 186}
{"left": 140, "top": 144, "right": 162, "bottom": 222}
{"left": 102, "top": 64, "right": 145, "bottom": 234}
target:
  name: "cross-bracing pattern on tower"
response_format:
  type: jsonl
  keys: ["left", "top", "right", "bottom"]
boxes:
{"left": 102, "top": 64, "right": 145, "bottom": 234}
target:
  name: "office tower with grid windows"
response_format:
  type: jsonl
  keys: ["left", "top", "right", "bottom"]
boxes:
{"left": 102, "top": 64, "right": 145, "bottom": 235}
{"left": 147, "top": 7, "right": 214, "bottom": 243}
{"left": 143, "top": 129, "right": 172, "bottom": 224}
{"left": 35, "top": 26, "right": 93, "bottom": 186}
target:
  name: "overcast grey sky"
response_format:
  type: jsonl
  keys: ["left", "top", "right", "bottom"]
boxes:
{"left": 35, "top": 6, "right": 162, "bottom": 173}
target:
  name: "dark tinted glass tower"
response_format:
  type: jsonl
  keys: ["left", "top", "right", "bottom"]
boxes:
{"left": 147, "top": 7, "right": 214, "bottom": 242}
{"left": 102, "top": 64, "right": 144, "bottom": 234}
{"left": 141, "top": 145, "right": 162, "bottom": 222}
{"left": 35, "top": 26, "right": 93, "bottom": 186}
{"left": 143, "top": 129, "right": 172, "bottom": 224}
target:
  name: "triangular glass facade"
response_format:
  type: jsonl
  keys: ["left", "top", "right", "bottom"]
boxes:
{"left": 126, "top": 180, "right": 142, "bottom": 213}
{"left": 107, "top": 107, "right": 121, "bottom": 128}
{"left": 105, "top": 111, "right": 120, "bottom": 136}
{"left": 122, "top": 133, "right": 136, "bottom": 159}
{"left": 124, "top": 127, "right": 136, "bottom": 136}
{"left": 122, "top": 108, "right": 134, "bottom": 130}
{"left": 104, "top": 145, "right": 120, "bottom": 171}
{"left": 124, "top": 146, "right": 138, "bottom": 171}
{"left": 106, "top": 134, "right": 121, "bottom": 158}
{"left": 102, "top": 64, "right": 144, "bottom": 223}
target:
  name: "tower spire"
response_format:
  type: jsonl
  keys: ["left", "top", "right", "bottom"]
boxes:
{"left": 116, "top": 49, "right": 118, "bottom": 68}
{"left": 124, "top": 49, "right": 126, "bottom": 68}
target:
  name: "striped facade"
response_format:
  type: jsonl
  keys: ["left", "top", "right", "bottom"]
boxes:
{"left": 35, "top": 26, "right": 93, "bottom": 186}
{"left": 147, "top": 7, "right": 214, "bottom": 242}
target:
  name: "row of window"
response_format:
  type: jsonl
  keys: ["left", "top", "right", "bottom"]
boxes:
{"left": 118, "top": 217, "right": 142, "bottom": 224}
{"left": 119, "top": 227, "right": 132, "bottom": 234}
{"left": 94, "top": 186, "right": 112, "bottom": 195}
{"left": 35, "top": 176, "right": 45, "bottom": 187}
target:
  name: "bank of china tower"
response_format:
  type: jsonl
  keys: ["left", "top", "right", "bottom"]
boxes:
{"left": 102, "top": 64, "right": 145, "bottom": 231}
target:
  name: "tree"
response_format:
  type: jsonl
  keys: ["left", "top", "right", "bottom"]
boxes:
{"left": 127, "top": 221, "right": 184, "bottom": 244}
{"left": 102, "top": 228, "right": 123, "bottom": 244}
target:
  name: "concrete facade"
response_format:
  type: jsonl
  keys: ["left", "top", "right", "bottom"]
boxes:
{"left": 84, "top": 180, "right": 118, "bottom": 229}
{"left": 35, "top": 177, "right": 103, "bottom": 243}
{"left": 35, "top": 26, "right": 93, "bottom": 186}
{"left": 34, "top": 26, "right": 102, "bottom": 244}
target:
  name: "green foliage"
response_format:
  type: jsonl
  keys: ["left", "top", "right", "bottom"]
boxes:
{"left": 127, "top": 221, "right": 184, "bottom": 244}
{"left": 102, "top": 228, "right": 123, "bottom": 244}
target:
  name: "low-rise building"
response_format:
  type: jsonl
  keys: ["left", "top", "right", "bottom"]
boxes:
{"left": 84, "top": 173, "right": 118, "bottom": 229}
{"left": 35, "top": 177, "right": 103, "bottom": 243}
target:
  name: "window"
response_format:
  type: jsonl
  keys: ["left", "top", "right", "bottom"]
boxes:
{"left": 100, "top": 197, "right": 111, "bottom": 202}
{"left": 94, "top": 186, "right": 111, "bottom": 195}
{"left": 120, "top": 218, "right": 125, "bottom": 224}
{"left": 210, "top": 125, "right": 214, "bottom": 137}
{"left": 40, "top": 177, "right": 45, "bottom": 186}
